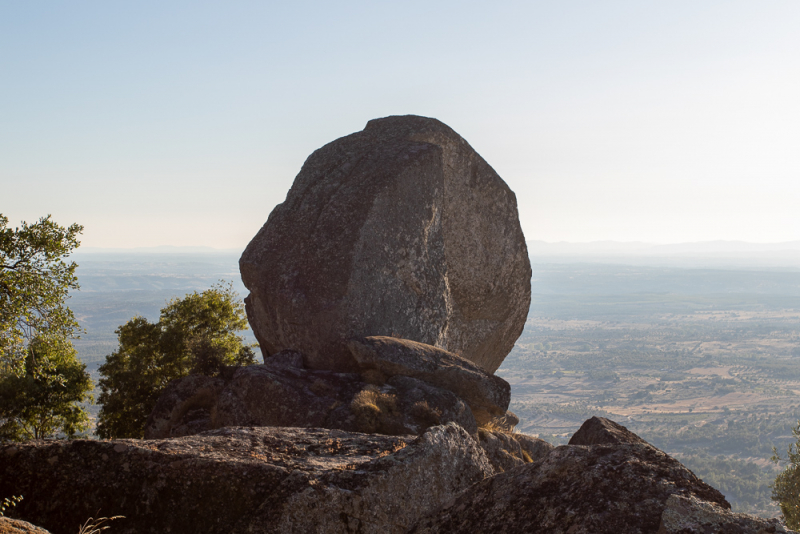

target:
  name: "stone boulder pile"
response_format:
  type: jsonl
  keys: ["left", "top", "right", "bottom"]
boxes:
{"left": 145, "top": 337, "right": 513, "bottom": 439}
{"left": 178, "top": 115, "right": 531, "bottom": 442}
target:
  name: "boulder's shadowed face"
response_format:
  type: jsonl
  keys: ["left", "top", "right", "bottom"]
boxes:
{"left": 240, "top": 114, "right": 531, "bottom": 373}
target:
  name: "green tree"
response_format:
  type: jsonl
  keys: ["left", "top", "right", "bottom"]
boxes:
{"left": 96, "top": 283, "right": 256, "bottom": 439}
{"left": 0, "top": 214, "right": 83, "bottom": 376}
{"left": 0, "top": 337, "right": 92, "bottom": 440}
{"left": 773, "top": 421, "right": 800, "bottom": 529}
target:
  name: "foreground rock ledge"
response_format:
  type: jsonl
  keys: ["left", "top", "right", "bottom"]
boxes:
{"left": 240, "top": 114, "right": 531, "bottom": 373}
{"left": 0, "top": 424, "right": 491, "bottom": 534}
{"left": 410, "top": 417, "right": 797, "bottom": 534}
{"left": 410, "top": 441, "right": 731, "bottom": 534}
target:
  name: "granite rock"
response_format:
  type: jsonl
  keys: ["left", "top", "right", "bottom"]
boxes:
{"left": 411, "top": 421, "right": 730, "bottom": 534}
{"left": 568, "top": 415, "right": 651, "bottom": 446}
{"left": 476, "top": 429, "right": 553, "bottom": 473}
{"left": 240, "top": 115, "right": 531, "bottom": 373}
{"left": 348, "top": 336, "right": 510, "bottom": 423}
{"left": 144, "top": 354, "right": 478, "bottom": 439}
{"left": 1, "top": 424, "right": 492, "bottom": 534}
{"left": 658, "top": 494, "right": 796, "bottom": 534}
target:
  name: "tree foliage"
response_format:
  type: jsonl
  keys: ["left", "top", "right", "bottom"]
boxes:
{"left": 773, "top": 421, "right": 800, "bottom": 529}
{"left": 96, "top": 283, "right": 256, "bottom": 439}
{"left": 0, "top": 214, "right": 83, "bottom": 376}
{"left": 0, "top": 214, "right": 90, "bottom": 441}
{"left": 0, "top": 337, "right": 92, "bottom": 440}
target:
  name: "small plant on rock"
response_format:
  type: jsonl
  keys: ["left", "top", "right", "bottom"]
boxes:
{"left": 77, "top": 514, "right": 124, "bottom": 534}
{"left": 350, "top": 386, "right": 399, "bottom": 433}
{"left": 0, "top": 495, "right": 22, "bottom": 517}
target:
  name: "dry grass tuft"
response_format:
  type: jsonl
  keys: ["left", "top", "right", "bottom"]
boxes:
{"left": 409, "top": 401, "right": 442, "bottom": 428}
{"left": 350, "top": 386, "right": 399, "bottom": 433}
{"left": 77, "top": 515, "right": 124, "bottom": 534}
{"left": 478, "top": 420, "right": 506, "bottom": 434}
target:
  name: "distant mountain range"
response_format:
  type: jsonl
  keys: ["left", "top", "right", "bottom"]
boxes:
{"left": 73, "top": 240, "right": 800, "bottom": 269}
{"left": 527, "top": 240, "right": 800, "bottom": 269}
{"left": 75, "top": 245, "right": 242, "bottom": 255}
{"left": 527, "top": 240, "right": 800, "bottom": 255}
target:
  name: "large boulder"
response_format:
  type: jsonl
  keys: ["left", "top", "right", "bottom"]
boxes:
{"left": 144, "top": 352, "right": 478, "bottom": 439}
{"left": 0, "top": 424, "right": 493, "bottom": 534}
{"left": 410, "top": 420, "right": 731, "bottom": 534}
{"left": 240, "top": 115, "right": 531, "bottom": 373}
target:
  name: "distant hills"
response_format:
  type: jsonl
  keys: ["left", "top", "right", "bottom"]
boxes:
{"left": 76, "top": 245, "right": 242, "bottom": 255}
{"left": 73, "top": 241, "right": 800, "bottom": 270}
{"left": 527, "top": 240, "right": 800, "bottom": 269}
{"left": 528, "top": 240, "right": 800, "bottom": 255}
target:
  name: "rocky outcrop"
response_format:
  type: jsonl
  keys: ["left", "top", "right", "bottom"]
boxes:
{"left": 145, "top": 353, "right": 478, "bottom": 439}
{"left": 0, "top": 517, "right": 51, "bottom": 534}
{"left": 568, "top": 415, "right": 651, "bottom": 446}
{"left": 348, "top": 336, "right": 510, "bottom": 425}
{"left": 8, "top": 414, "right": 792, "bottom": 534}
{"left": 240, "top": 115, "right": 531, "bottom": 373}
{"left": 658, "top": 494, "right": 795, "bottom": 534}
{"left": 1, "top": 424, "right": 492, "bottom": 534}
{"left": 410, "top": 440, "right": 730, "bottom": 533}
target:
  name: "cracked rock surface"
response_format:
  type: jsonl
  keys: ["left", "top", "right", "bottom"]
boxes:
{"left": 1, "top": 424, "right": 492, "bottom": 534}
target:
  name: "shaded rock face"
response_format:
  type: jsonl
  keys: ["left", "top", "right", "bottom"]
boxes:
{"left": 0, "top": 424, "right": 492, "bottom": 534}
{"left": 658, "top": 494, "right": 795, "bottom": 534}
{"left": 144, "top": 352, "right": 478, "bottom": 439}
{"left": 410, "top": 441, "right": 730, "bottom": 534}
{"left": 240, "top": 115, "right": 531, "bottom": 373}
{"left": 348, "top": 336, "right": 510, "bottom": 424}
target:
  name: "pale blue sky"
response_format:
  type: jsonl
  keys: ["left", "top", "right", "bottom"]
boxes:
{"left": 2, "top": 1, "right": 799, "bottom": 248}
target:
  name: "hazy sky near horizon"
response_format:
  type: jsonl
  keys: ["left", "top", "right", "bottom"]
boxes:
{"left": 2, "top": 1, "right": 799, "bottom": 248}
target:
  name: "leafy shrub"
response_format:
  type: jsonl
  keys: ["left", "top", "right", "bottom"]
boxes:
{"left": 772, "top": 421, "right": 800, "bottom": 529}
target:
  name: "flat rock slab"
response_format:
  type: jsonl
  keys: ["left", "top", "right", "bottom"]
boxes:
{"left": 410, "top": 442, "right": 730, "bottom": 534}
{"left": 1, "top": 424, "right": 492, "bottom": 534}
{"left": 240, "top": 114, "right": 531, "bottom": 373}
{"left": 348, "top": 336, "right": 510, "bottom": 421}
